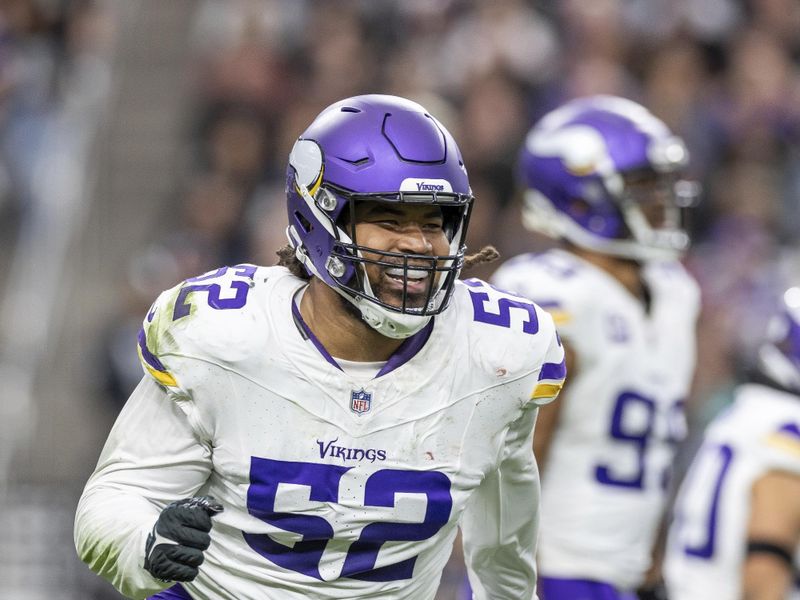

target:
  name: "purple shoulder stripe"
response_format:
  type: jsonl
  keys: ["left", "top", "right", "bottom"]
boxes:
{"left": 539, "top": 358, "right": 566, "bottom": 381}
{"left": 778, "top": 422, "right": 800, "bottom": 440}
{"left": 138, "top": 328, "right": 168, "bottom": 372}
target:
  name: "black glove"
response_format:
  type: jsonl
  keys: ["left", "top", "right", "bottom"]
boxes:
{"left": 144, "top": 496, "right": 223, "bottom": 582}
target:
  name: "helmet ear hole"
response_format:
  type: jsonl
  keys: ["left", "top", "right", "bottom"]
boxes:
{"left": 294, "top": 211, "right": 313, "bottom": 234}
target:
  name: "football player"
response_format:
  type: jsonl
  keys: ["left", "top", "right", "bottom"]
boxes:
{"left": 74, "top": 94, "right": 566, "bottom": 600}
{"left": 491, "top": 95, "right": 700, "bottom": 599}
{"left": 664, "top": 287, "right": 800, "bottom": 600}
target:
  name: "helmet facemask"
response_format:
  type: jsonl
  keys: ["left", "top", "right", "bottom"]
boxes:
{"left": 614, "top": 167, "right": 700, "bottom": 261}
{"left": 332, "top": 189, "right": 472, "bottom": 319}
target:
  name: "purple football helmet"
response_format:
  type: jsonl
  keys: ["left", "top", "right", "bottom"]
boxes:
{"left": 285, "top": 94, "right": 473, "bottom": 338}
{"left": 519, "top": 95, "right": 698, "bottom": 261}
{"left": 758, "top": 287, "right": 800, "bottom": 392}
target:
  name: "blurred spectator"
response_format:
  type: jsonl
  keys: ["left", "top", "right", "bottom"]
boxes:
{"left": 98, "top": 239, "right": 208, "bottom": 407}
{"left": 177, "top": 171, "right": 251, "bottom": 266}
{"left": 196, "top": 102, "right": 273, "bottom": 189}
{"left": 435, "top": 0, "right": 558, "bottom": 94}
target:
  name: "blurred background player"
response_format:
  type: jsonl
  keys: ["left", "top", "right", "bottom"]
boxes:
{"left": 491, "top": 95, "right": 700, "bottom": 600}
{"left": 74, "top": 94, "right": 565, "bottom": 600}
{"left": 665, "top": 286, "right": 800, "bottom": 600}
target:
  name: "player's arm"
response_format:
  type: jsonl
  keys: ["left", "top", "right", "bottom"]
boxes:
{"left": 74, "top": 376, "right": 214, "bottom": 598}
{"left": 462, "top": 327, "right": 565, "bottom": 600}
{"left": 742, "top": 469, "right": 800, "bottom": 600}
{"left": 533, "top": 342, "right": 574, "bottom": 472}
{"left": 461, "top": 400, "right": 540, "bottom": 600}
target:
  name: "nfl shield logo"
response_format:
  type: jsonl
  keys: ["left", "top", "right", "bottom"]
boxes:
{"left": 350, "top": 389, "right": 372, "bottom": 415}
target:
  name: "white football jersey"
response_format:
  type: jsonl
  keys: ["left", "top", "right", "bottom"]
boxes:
{"left": 492, "top": 248, "right": 699, "bottom": 590}
{"left": 664, "top": 383, "right": 800, "bottom": 600}
{"left": 75, "top": 266, "right": 565, "bottom": 600}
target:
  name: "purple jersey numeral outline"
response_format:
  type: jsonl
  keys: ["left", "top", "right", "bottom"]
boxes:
{"left": 682, "top": 443, "right": 734, "bottom": 559}
{"left": 595, "top": 393, "right": 685, "bottom": 491}
{"left": 595, "top": 391, "right": 656, "bottom": 489}
{"left": 172, "top": 265, "right": 257, "bottom": 320}
{"left": 244, "top": 457, "right": 452, "bottom": 581}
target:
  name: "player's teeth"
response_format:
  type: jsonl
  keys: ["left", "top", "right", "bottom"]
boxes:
{"left": 386, "top": 268, "right": 426, "bottom": 280}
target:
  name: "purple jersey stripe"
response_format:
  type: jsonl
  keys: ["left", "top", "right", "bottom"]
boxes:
{"left": 538, "top": 358, "right": 566, "bottom": 381}
{"left": 148, "top": 584, "right": 192, "bottom": 599}
{"left": 291, "top": 294, "right": 434, "bottom": 378}
{"left": 778, "top": 422, "right": 800, "bottom": 439}
{"left": 375, "top": 318, "right": 434, "bottom": 378}
{"left": 291, "top": 297, "right": 343, "bottom": 371}
{"left": 537, "top": 301, "right": 563, "bottom": 309}
{"left": 539, "top": 577, "right": 637, "bottom": 600}
{"left": 138, "top": 328, "right": 168, "bottom": 373}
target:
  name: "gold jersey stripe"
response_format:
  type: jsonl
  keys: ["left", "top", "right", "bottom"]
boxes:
{"left": 531, "top": 382, "right": 564, "bottom": 400}
{"left": 548, "top": 310, "right": 572, "bottom": 326}
{"left": 137, "top": 346, "right": 179, "bottom": 388}
{"left": 764, "top": 433, "right": 800, "bottom": 458}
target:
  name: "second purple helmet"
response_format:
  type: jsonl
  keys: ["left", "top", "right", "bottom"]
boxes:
{"left": 758, "top": 287, "right": 800, "bottom": 392}
{"left": 285, "top": 94, "right": 473, "bottom": 338}
{"left": 519, "top": 95, "right": 699, "bottom": 261}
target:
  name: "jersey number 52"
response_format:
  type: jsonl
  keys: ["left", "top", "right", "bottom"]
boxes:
{"left": 244, "top": 457, "right": 453, "bottom": 582}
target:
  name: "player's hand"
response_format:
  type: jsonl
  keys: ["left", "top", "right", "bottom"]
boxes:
{"left": 144, "top": 496, "right": 224, "bottom": 582}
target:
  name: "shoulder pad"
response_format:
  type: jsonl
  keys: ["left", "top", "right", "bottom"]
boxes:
{"left": 760, "top": 421, "right": 800, "bottom": 473}
{"left": 138, "top": 264, "right": 272, "bottom": 391}
{"left": 491, "top": 250, "right": 590, "bottom": 329}
{"left": 454, "top": 278, "right": 566, "bottom": 404}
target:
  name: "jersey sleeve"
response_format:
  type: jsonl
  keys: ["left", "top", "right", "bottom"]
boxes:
{"left": 138, "top": 283, "right": 186, "bottom": 394}
{"left": 530, "top": 324, "right": 566, "bottom": 406}
{"left": 136, "top": 264, "right": 261, "bottom": 398}
{"left": 756, "top": 422, "right": 800, "bottom": 476}
{"left": 461, "top": 399, "right": 540, "bottom": 600}
{"left": 74, "top": 376, "right": 213, "bottom": 598}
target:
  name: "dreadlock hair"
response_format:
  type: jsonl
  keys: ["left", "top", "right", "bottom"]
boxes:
{"left": 463, "top": 245, "right": 500, "bottom": 270}
{"left": 276, "top": 244, "right": 311, "bottom": 280}
{"left": 275, "top": 244, "right": 499, "bottom": 279}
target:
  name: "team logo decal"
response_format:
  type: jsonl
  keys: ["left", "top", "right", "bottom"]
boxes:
{"left": 350, "top": 389, "right": 372, "bottom": 414}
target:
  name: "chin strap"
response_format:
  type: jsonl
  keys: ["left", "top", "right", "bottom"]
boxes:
{"left": 335, "top": 285, "right": 432, "bottom": 339}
